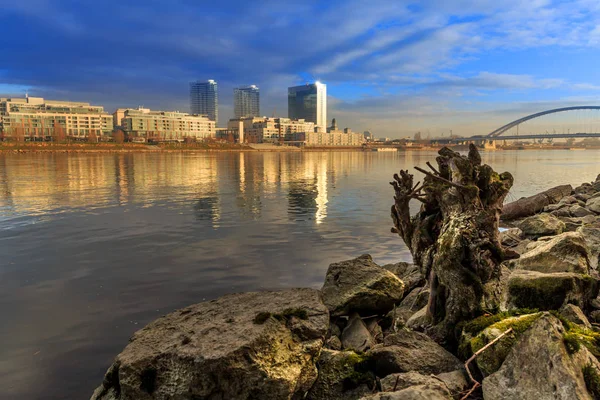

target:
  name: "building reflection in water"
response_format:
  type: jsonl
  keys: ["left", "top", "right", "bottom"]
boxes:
{"left": 0, "top": 151, "right": 341, "bottom": 226}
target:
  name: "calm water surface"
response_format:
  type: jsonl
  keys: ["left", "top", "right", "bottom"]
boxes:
{"left": 1, "top": 150, "right": 600, "bottom": 399}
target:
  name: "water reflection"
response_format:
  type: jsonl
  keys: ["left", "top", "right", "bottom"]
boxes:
{"left": 3, "top": 150, "right": 600, "bottom": 399}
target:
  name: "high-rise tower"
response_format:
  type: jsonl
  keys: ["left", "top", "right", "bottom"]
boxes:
{"left": 287, "top": 82, "right": 327, "bottom": 131}
{"left": 234, "top": 85, "right": 260, "bottom": 118}
{"left": 190, "top": 80, "right": 218, "bottom": 123}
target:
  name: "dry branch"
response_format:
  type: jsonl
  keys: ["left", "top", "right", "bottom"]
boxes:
{"left": 460, "top": 327, "right": 514, "bottom": 400}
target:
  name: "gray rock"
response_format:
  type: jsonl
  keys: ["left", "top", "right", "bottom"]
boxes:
{"left": 551, "top": 207, "right": 572, "bottom": 218}
{"left": 510, "top": 232, "right": 591, "bottom": 274}
{"left": 405, "top": 306, "right": 430, "bottom": 330}
{"left": 359, "top": 383, "right": 452, "bottom": 400}
{"left": 342, "top": 313, "right": 376, "bottom": 352}
{"left": 559, "top": 195, "right": 578, "bottom": 206}
{"left": 570, "top": 204, "right": 595, "bottom": 217}
{"left": 575, "top": 193, "right": 592, "bottom": 202}
{"left": 379, "top": 371, "right": 445, "bottom": 391}
{"left": 560, "top": 304, "right": 592, "bottom": 328}
{"left": 469, "top": 313, "right": 542, "bottom": 376}
{"left": 436, "top": 369, "right": 469, "bottom": 395}
{"left": 322, "top": 254, "right": 405, "bottom": 317}
{"left": 368, "top": 330, "right": 462, "bottom": 377}
{"left": 578, "top": 223, "right": 600, "bottom": 269}
{"left": 325, "top": 335, "right": 342, "bottom": 350}
{"left": 586, "top": 196, "right": 600, "bottom": 214}
{"left": 543, "top": 203, "right": 562, "bottom": 212}
{"left": 390, "top": 286, "right": 430, "bottom": 323}
{"left": 365, "top": 318, "right": 384, "bottom": 343}
{"left": 382, "top": 262, "right": 425, "bottom": 293}
{"left": 499, "top": 227, "right": 523, "bottom": 247}
{"left": 307, "top": 349, "right": 372, "bottom": 400}
{"left": 482, "top": 314, "right": 600, "bottom": 400}
{"left": 90, "top": 288, "right": 328, "bottom": 400}
{"left": 507, "top": 270, "right": 598, "bottom": 310}
{"left": 590, "top": 310, "right": 600, "bottom": 323}
{"left": 378, "top": 369, "right": 467, "bottom": 397}
{"left": 519, "top": 213, "right": 565, "bottom": 238}
{"left": 512, "top": 238, "right": 533, "bottom": 254}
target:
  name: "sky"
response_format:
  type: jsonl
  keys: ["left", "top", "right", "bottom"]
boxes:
{"left": 2, "top": 0, "right": 600, "bottom": 138}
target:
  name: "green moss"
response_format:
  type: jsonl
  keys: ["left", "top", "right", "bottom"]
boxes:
{"left": 563, "top": 325, "right": 600, "bottom": 358}
{"left": 508, "top": 275, "right": 576, "bottom": 310}
{"left": 467, "top": 313, "right": 542, "bottom": 375}
{"left": 549, "top": 310, "right": 573, "bottom": 330}
{"left": 253, "top": 308, "right": 309, "bottom": 325}
{"left": 463, "top": 308, "right": 539, "bottom": 336}
{"left": 563, "top": 333, "right": 581, "bottom": 354}
{"left": 583, "top": 363, "right": 600, "bottom": 400}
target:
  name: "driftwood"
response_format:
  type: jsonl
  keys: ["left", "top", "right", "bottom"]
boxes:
{"left": 391, "top": 145, "right": 514, "bottom": 345}
{"left": 501, "top": 184, "right": 572, "bottom": 221}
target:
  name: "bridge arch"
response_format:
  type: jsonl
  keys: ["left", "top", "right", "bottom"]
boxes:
{"left": 487, "top": 106, "right": 600, "bottom": 137}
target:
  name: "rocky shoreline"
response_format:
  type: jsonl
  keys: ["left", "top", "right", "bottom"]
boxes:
{"left": 91, "top": 148, "right": 600, "bottom": 400}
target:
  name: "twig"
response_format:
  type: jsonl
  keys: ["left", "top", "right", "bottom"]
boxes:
{"left": 414, "top": 166, "right": 467, "bottom": 190}
{"left": 460, "top": 327, "right": 513, "bottom": 400}
{"left": 426, "top": 161, "right": 440, "bottom": 175}
{"left": 393, "top": 375, "right": 400, "bottom": 391}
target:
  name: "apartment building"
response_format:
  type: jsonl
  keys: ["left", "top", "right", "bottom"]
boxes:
{"left": 121, "top": 107, "right": 215, "bottom": 141}
{"left": 0, "top": 96, "right": 113, "bottom": 139}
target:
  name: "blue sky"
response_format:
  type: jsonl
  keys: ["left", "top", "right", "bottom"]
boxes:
{"left": 2, "top": 0, "right": 600, "bottom": 137}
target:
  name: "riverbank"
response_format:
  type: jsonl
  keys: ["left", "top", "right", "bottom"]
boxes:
{"left": 89, "top": 148, "right": 600, "bottom": 400}
{"left": 3, "top": 142, "right": 600, "bottom": 154}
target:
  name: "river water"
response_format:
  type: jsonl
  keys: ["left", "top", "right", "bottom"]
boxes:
{"left": 1, "top": 150, "right": 599, "bottom": 399}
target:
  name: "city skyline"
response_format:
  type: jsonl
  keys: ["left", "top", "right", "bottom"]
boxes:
{"left": 3, "top": 1, "right": 600, "bottom": 138}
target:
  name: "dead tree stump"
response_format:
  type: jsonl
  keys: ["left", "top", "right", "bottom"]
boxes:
{"left": 391, "top": 145, "right": 514, "bottom": 345}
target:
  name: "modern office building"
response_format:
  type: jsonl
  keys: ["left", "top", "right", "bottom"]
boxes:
{"left": 288, "top": 82, "right": 327, "bottom": 131}
{"left": 234, "top": 85, "right": 260, "bottom": 118}
{"left": 121, "top": 107, "right": 215, "bottom": 141}
{"left": 0, "top": 96, "right": 113, "bottom": 139}
{"left": 190, "top": 80, "right": 218, "bottom": 123}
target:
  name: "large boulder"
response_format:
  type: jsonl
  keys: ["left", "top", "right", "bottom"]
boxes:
{"left": 519, "top": 213, "right": 565, "bottom": 238}
{"left": 322, "top": 254, "right": 405, "bottom": 317}
{"left": 90, "top": 288, "right": 328, "bottom": 400}
{"left": 381, "top": 262, "right": 425, "bottom": 294}
{"left": 507, "top": 270, "right": 598, "bottom": 310}
{"left": 509, "top": 232, "right": 591, "bottom": 274}
{"left": 341, "top": 313, "right": 376, "bottom": 352}
{"left": 482, "top": 314, "right": 600, "bottom": 400}
{"left": 306, "top": 349, "right": 373, "bottom": 400}
{"left": 359, "top": 383, "right": 452, "bottom": 400}
{"left": 367, "top": 330, "right": 462, "bottom": 377}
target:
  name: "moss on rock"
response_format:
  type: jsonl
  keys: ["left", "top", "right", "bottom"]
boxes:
{"left": 460, "top": 310, "right": 541, "bottom": 375}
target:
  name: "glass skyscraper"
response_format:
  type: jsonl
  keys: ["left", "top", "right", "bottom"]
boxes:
{"left": 288, "top": 82, "right": 327, "bottom": 131}
{"left": 190, "top": 80, "right": 218, "bottom": 123}
{"left": 234, "top": 85, "right": 260, "bottom": 118}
